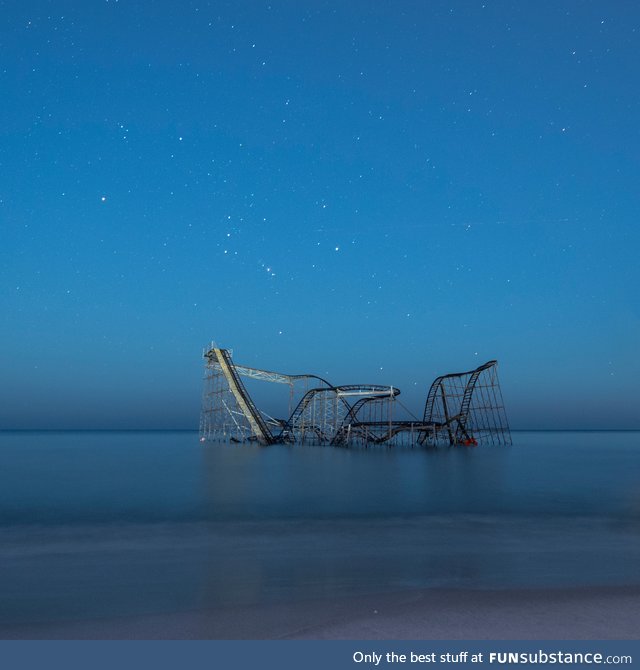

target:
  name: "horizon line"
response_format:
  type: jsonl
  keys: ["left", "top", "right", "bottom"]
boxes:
{"left": 1, "top": 428, "right": 639, "bottom": 433}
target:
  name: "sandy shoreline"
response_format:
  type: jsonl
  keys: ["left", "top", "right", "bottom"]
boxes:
{"left": 2, "top": 585, "right": 639, "bottom": 640}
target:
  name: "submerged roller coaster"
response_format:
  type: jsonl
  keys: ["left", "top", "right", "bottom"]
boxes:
{"left": 199, "top": 345, "right": 511, "bottom": 447}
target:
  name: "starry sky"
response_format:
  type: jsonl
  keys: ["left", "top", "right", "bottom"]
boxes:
{"left": 1, "top": 1, "right": 639, "bottom": 430}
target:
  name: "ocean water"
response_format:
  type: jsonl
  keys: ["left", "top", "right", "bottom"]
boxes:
{"left": 0, "top": 430, "right": 639, "bottom": 627}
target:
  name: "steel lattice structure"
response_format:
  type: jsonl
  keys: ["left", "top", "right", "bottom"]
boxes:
{"left": 199, "top": 345, "right": 511, "bottom": 447}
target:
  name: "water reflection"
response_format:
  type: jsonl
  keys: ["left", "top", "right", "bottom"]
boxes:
{"left": 1, "top": 430, "right": 639, "bottom": 625}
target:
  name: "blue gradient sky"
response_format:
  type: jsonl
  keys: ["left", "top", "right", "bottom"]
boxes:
{"left": 2, "top": 1, "right": 639, "bottom": 429}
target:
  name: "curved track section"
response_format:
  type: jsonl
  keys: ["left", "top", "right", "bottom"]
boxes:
{"left": 280, "top": 385, "right": 396, "bottom": 445}
{"left": 419, "top": 360, "right": 510, "bottom": 446}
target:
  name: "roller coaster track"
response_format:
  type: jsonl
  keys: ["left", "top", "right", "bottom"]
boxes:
{"left": 212, "top": 348, "right": 274, "bottom": 444}
{"left": 204, "top": 350, "right": 332, "bottom": 388}
{"left": 336, "top": 420, "right": 436, "bottom": 445}
{"left": 279, "top": 386, "right": 384, "bottom": 443}
{"left": 454, "top": 359, "right": 497, "bottom": 442}
{"left": 279, "top": 387, "right": 330, "bottom": 442}
{"left": 331, "top": 388, "right": 401, "bottom": 445}
{"left": 418, "top": 360, "right": 499, "bottom": 445}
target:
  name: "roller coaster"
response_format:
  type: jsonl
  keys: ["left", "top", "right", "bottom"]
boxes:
{"left": 199, "top": 346, "right": 511, "bottom": 447}
{"left": 200, "top": 345, "right": 511, "bottom": 447}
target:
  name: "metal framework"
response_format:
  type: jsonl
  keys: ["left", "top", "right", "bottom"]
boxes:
{"left": 200, "top": 345, "right": 511, "bottom": 447}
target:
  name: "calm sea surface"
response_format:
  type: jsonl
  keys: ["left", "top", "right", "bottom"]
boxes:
{"left": 1, "top": 430, "right": 639, "bottom": 626}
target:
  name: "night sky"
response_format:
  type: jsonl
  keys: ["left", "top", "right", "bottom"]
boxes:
{"left": 2, "top": 1, "right": 639, "bottom": 430}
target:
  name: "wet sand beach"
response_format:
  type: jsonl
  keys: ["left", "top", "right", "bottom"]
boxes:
{"left": 3, "top": 585, "right": 639, "bottom": 640}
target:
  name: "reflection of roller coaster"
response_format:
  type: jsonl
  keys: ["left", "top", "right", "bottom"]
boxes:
{"left": 199, "top": 346, "right": 511, "bottom": 447}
